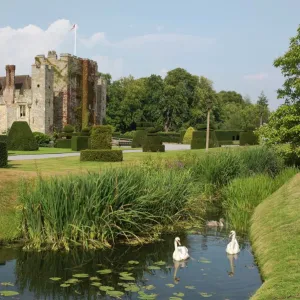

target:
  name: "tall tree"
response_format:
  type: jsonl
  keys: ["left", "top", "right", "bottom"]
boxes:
{"left": 274, "top": 25, "right": 300, "bottom": 103}
{"left": 257, "top": 91, "right": 269, "bottom": 126}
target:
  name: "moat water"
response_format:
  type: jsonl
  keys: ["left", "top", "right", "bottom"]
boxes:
{"left": 0, "top": 229, "right": 261, "bottom": 299}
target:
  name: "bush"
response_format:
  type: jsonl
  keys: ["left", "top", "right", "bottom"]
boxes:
{"left": 182, "top": 127, "right": 195, "bottom": 144}
{"left": 0, "top": 142, "right": 8, "bottom": 168}
{"left": 157, "top": 132, "right": 180, "bottom": 143}
{"left": 7, "top": 121, "right": 39, "bottom": 151}
{"left": 143, "top": 133, "right": 165, "bottom": 152}
{"left": 80, "top": 127, "right": 91, "bottom": 136}
{"left": 55, "top": 139, "right": 71, "bottom": 149}
{"left": 33, "top": 132, "right": 51, "bottom": 146}
{"left": 240, "top": 131, "right": 258, "bottom": 145}
{"left": 80, "top": 149, "right": 123, "bottom": 162}
{"left": 63, "top": 124, "right": 74, "bottom": 133}
{"left": 0, "top": 135, "right": 7, "bottom": 143}
{"left": 191, "top": 130, "right": 219, "bottom": 149}
{"left": 71, "top": 136, "right": 89, "bottom": 151}
{"left": 132, "top": 130, "right": 146, "bottom": 148}
{"left": 215, "top": 130, "right": 241, "bottom": 145}
{"left": 274, "top": 144, "right": 300, "bottom": 166}
{"left": 179, "top": 130, "right": 186, "bottom": 143}
{"left": 143, "top": 145, "right": 165, "bottom": 152}
{"left": 91, "top": 125, "right": 112, "bottom": 150}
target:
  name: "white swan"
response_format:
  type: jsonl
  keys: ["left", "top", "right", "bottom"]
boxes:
{"left": 173, "top": 237, "right": 189, "bottom": 261}
{"left": 226, "top": 230, "right": 240, "bottom": 255}
{"left": 206, "top": 218, "right": 225, "bottom": 227}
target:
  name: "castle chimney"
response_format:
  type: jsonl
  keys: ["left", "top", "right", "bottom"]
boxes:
{"left": 5, "top": 65, "right": 15, "bottom": 89}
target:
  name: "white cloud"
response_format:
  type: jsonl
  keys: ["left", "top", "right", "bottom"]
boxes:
{"left": 244, "top": 73, "right": 268, "bottom": 81}
{"left": 93, "top": 55, "right": 123, "bottom": 79}
{"left": 79, "top": 32, "right": 107, "bottom": 48}
{"left": 0, "top": 19, "right": 73, "bottom": 75}
{"left": 156, "top": 25, "right": 164, "bottom": 32}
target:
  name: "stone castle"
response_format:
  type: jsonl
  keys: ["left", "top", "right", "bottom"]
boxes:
{"left": 0, "top": 51, "right": 107, "bottom": 134}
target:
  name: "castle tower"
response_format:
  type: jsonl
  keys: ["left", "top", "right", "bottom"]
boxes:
{"left": 30, "top": 64, "right": 54, "bottom": 134}
{"left": 3, "top": 65, "right": 15, "bottom": 105}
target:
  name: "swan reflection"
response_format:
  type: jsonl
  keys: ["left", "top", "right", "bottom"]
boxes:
{"left": 173, "top": 260, "right": 187, "bottom": 283}
{"left": 227, "top": 253, "right": 238, "bottom": 277}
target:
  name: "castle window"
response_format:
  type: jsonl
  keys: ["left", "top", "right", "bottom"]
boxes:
{"left": 37, "top": 84, "right": 40, "bottom": 88}
{"left": 20, "top": 105, "right": 26, "bottom": 117}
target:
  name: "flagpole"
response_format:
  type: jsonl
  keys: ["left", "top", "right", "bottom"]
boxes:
{"left": 74, "top": 24, "right": 77, "bottom": 56}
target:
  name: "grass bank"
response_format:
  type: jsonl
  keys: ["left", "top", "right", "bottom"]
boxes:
{"left": 250, "top": 174, "right": 300, "bottom": 299}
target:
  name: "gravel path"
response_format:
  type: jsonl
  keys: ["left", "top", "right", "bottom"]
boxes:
{"left": 8, "top": 144, "right": 191, "bottom": 161}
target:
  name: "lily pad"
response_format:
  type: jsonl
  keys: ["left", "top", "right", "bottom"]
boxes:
{"left": 0, "top": 291, "right": 19, "bottom": 297}
{"left": 199, "top": 257, "right": 211, "bottom": 264}
{"left": 90, "top": 276, "right": 101, "bottom": 281}
{"left": 49, "top": 277, "right": 61, "bottom": 281}
{"left": 1, "top": 282, "right": 14, "bottom": 286}
{"left": 174, "top": 292, "right": 184, "bottom": 297}
{"left": 165, "top": 283, "right": 175, "bottom": 288}
{"left": 128, "top": 260, "right": 139, "bottom": 265}
{"left": 60, "top": 283, "right": 70, "bottom": 288}
{"left": 199, "top": 292, "right": 213, "bottom": 297}
{"left": 124, "top": 267, "right": 134, "bottom": 271}
{"left": 91, "top": 282, "right": 102, "bottom": 287}
{"left": 72, "top": 273, "right": 89, "bottom": 278}
{"left": 120, "top": 275, "right": 135, "bottom": 281}
{"left": 107, "top": 290, "right": 125, "bottom": 298}
{"left": 99, "top": 285, "right": 114, "bottom": 292}
{"left": 119, "top": 272, "right": 133, "bottom": 277}
{"left": 154, "top": 260, "right": 166, "bottom": 266}
{"left": 138, "top": 291, "right": 158, "bottom": 299}
{"left": 144, "top": 285, "right": 155, "bottom": 290}
{"left": 125, "top": 284, "right": 140, "bottom": 292}
{"left": 185, "top": 286, "right": 196, "bottom": 290}
{"left": 97, "top": 269, "right": 112, "bottom": 275}
{"left": 65, "top": 278, "right": 80, "bottom": 284}
{"left": 169, "top": 297, "right": 182, "bottom": 300}
{"left": 148, "top": 265, "right": 161, "bottom": 270}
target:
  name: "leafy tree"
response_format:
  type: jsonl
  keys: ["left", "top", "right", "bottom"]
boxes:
{"left": 218, "top": 91, "right": 244, "bottom": 105}
{"left": 273, "top": 25, "right": 300, "bottom": 103}
{"left": 257, "top": 91, "right": 269, "bottom": 126}
{"left": 98, "top": 72, "right": 112, "bottom": 85}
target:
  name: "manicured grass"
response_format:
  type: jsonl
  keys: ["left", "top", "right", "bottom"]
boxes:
{"left": 250, "top": 174, "right": 300, "bottom": 299}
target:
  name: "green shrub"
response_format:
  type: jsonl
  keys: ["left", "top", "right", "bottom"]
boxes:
{"left": 240, "top": 131, "right": 258, "bottom": 145}
{"left": 136, "top": 122, "right": 153, "bottom": 128}
{"left": 7, "top": 121, "right": 39, "bottom": 151}
{"left": 143, "top": 145, "right": 165, "bottom": 152}
{"left": 143, "top": 133, "right": 165, "bottom": 152}
{"left": 132, "top": 130, "right": 146, "bottom": 148}
{"left": 80, "top": 127, "right": 91, "bottom": 136}
{"left": 195, "top": 123, "right": 216, "bottom": 131}
{"left": 157, "top": 132, "right": 180, "bottom": 143}
{"left": 80, "top": 149, "right": 123, "bottom": 162}
{"left": 91, "top": 125, "right": 112, "bottom": 149}
{"left": 63, "top": 124, "right": 74, "bottom": 133}
{"left": 182, "top": 127, "right": 195, "bottom": 144}
{"left": 123, "top": 131, "right": 135, "bottom": 139}
{"left": 0, "top": 135, "right": 7, "bottom": 143}
{"left": 55, "top": 139, "right": 71, "bottom": 149}
{"left": 191, "top": 130, "right": 219, "bottom": 149}
{"left": 215, "top": 130, "right": 241, "bottom": 145}
{"left": 179, "top": 130, "right": 186, "bottom": 143}
{"left": 274, "top": 144, "right": 300, "bottom": 166}
{"left": 71, "top": 136, "right": 89, "bottom": 151}
{"left": 33, "top": 132, "right": 51, "bottom": 146}
{"left": 0, "top": 142, "right": 8, "bottom": 168}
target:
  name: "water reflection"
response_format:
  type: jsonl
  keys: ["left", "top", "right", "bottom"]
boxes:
{"left": 0, "top": 233, "right": 261, "bottom": 300}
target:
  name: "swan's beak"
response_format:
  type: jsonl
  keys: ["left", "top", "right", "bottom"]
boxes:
{"left": 177, "top": 240, "right": 181, "bottom": 246}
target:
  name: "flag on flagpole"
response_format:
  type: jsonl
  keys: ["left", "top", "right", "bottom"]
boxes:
{"left": 70, "top": 24, "right": 77, "bottom": 56}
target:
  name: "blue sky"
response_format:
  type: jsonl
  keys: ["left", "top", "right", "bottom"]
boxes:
{"left": 0, "top": 0, "right": 299, "bottom": 110}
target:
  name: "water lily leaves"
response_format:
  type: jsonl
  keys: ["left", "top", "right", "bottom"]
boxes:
{"left": 72, "top": 273, "right": 89, "bottom": 278}
{"left": 199, "top": 292, "right": 213, "bottom": 297}
{"left": 60, "top": 283, "right": 70, "bottom": 288}
{"left": 0, "top": 291, "right": 19, "bottom": 297}
{"left": 65, "top": 278, "right": 80, "bottom": 284}
{"left": 125, "top": 284, "right": 140, "bottom": 292}
{"left": 154, "top": 260, "right": 166, "bottom": 266}
{"left": 148, "top": 265, "right": 161, "bottom": 270}
{"left": 169, "top": 297, "right": 182, "bottom": 300}
{"left": 119, "top": 275, "right": 135, "bottom": 281}
{"left": 0, "top": 282, "right": 14, "bottom": 286}
{"left": 199, "top": 257, "right": 211, "bottom": 264}
{"left": 91, "top": 282, "right": 102, "bottom": 287}
{"left": 49, "top": 277, "right": 61, "bottom": 281}
{"left": 97, "top": 269, "right": 112, "bottom": 275}
{"left": 107, "top": 290, "right": 125, "bottom": 298}
{"left": 138, "top": 291, "right": 158, "bottom": 299}
{"left": 99, "top": 285, "right": 114, "bottom": 292}
{"left": 185, "top": 286, "right": 196, "bottom": 290}
{"left": 128, "top": 260, "right": 139, "bottom": 265}
{"left": 173, "top": 292, "right": 184, "bottom": 297}
{"left": 119, "top": 272, "right": 133, "bottom": 277}
{"left": 165, "top": 283, "right": 175, "bottom": 288}
{"left": 90, "top": 276, "right": 101, "bottom": 281}
{"left": 144, "top": 285, "right": 155, "bottom": 290}
{"left": 124, "top": 266, "right": 134, "bottom": 271}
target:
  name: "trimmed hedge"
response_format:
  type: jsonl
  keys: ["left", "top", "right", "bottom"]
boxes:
{"left": 143, "top": 133, "right": 165, "bottom": 152}
{"left": 80, "top": 149, "right": 123, "bottom": 162}
{"left": 0, "top": 135, "right": 7, "bottom": 143}
{"left": 7, "top": 121, "right": 39, "bottom": 151}
{"left": 240, "top": 131, "right": 258, "bottom": 145}
{"left": 143, "top": 145, "right": 165, "bottom": 152}
{"left": 71, "top": 136, "right": 89, "bottom": 151}
{"left": 63, "top": 124, "right": 74, "bottom": 133}
{"left": 132, "top": 130, "right": 146, "bottom": 148}
{"left": 215, "top": 130, "right": 240, "bottom": 145}
{"left": 157, "top": 132, "right": 180, "bottom": 143}
{"left": 183, "top": 127, "right": 195, "bottom": 144}
{"left": 179, "top": 130, "right": 186, "bottom": 144}
{"left": 91, "top": 125, "right": 112, "bottom": 149}
{"left": 0, "top": 142, "right": 8, "bottom": 168}
{"left": 191, "top": 130, "right": 219, "bottom": 149}
{"left": 33, "top": 132, "right": 51, "bottom": 146}
{"left": 55, "top": 139, "right": 71, "bottom": 149}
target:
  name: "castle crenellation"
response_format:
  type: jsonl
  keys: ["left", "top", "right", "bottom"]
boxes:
{"left": 0, "top": 50, "right": 107, "bottom": 134}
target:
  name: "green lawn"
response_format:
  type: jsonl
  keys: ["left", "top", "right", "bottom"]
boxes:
{"left": 250, "top": 174, "right": 300, "bottom": 299}
{"left": 8, "top": 146, "right": 137, "bottom": 156}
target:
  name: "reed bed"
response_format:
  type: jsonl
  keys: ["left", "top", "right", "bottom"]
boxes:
{"left": 19, "top": 146, "right": 292, "bottom": 250}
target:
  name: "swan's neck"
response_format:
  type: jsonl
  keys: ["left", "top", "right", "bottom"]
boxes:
{"left": 231, "top": 235, "right": 236, "bottom": 242}
{"left": 174, "top": 241, "right": 178, "bottom": 250}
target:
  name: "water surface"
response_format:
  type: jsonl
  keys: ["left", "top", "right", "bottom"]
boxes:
{"left": 0, "top": 229, "right": 261, "bottom": 299}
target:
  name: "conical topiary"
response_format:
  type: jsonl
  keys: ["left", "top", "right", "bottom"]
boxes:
{"left": 182, "top": 127, "right": 195, "bottom": 144}
{"left": 7, "top": 121, "right": 39, "bottom": 151}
